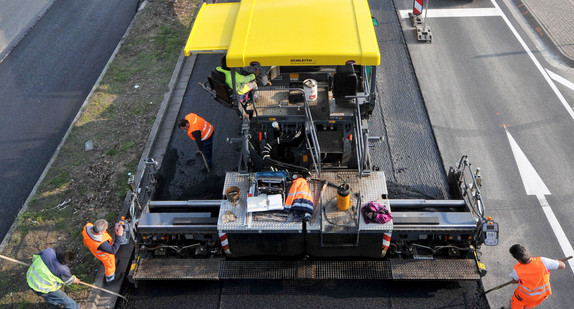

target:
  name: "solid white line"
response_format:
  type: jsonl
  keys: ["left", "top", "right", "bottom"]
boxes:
{"left": 505, "top": 129, "right": 550, "bottom": 195}
{"left": 506, "top": 127, "right": 574, "bottom": 273}
{"left": 489, "top": 0, "right": 574, "bottom": 120}
{"left": 398, "top": 8, "right": 501, "bottom": 19}
{"left": 537, "top": 195, "right": 574, "bottom": 273}
{"left": 494, "top": 0, "right": 574, "bottom": 276}
{"left": 546, "top": 69, "right": 574, "bottom": 92}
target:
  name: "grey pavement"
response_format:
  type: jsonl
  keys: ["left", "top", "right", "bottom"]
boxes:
{"left": 0, "top": 0, "right": 53, "bottom": 61}
{"left": 515, "top": 0, "right": 574, "bottom": 66}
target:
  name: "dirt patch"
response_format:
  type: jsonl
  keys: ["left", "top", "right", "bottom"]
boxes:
{"left": 0, "top": 0, "right": 197, "bottom": 307}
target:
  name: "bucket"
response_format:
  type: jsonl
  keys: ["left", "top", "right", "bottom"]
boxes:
{"left": 303, "top": 79, "right": 317, "bottom": 101}
{"left": 337, "top": 184, "right": 351, "bottom": 211}
{"left": 225, "top": 186, "right": 241, "bottom": 206}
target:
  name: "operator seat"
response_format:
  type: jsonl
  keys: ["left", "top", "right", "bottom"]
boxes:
{"left": 333, "top": 64, "right": 358, "bottom": 108}
{"left": 208, "top": 70, "right": 234, "bottom": 108}
{"left": 209, "top": 69, "right": 251, "bottom": 106}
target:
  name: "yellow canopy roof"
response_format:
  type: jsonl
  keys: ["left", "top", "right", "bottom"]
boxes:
{"left": 184, "top": 0, "right": 380, "bottom": 67}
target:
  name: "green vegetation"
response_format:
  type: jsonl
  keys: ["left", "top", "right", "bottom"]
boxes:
{"left": 0, "top": 1, "right": 198, "bottom": 306}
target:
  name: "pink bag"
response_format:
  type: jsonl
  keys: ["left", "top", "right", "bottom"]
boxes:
{"left": 361, "top": 201, "right": 392, "bottom": 224}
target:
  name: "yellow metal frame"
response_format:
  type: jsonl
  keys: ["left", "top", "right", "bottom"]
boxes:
{"left": 184, "top": 2, "right": 240, "bottom": 56}
{"left": 184, "top": 0, "right": 380, "bottom": 66}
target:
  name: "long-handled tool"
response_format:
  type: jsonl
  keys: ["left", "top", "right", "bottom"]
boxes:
{"left": 0, "top": 254, "right": 128, "bottom": 301}
{"left": 483, "top": 256, "right": 572, "bottom": 295}
{"left": 198, "top": 150, "right": 211, "bottom": 173}
{"left": 77, "top": 280, "right": 127, "bottom": 301}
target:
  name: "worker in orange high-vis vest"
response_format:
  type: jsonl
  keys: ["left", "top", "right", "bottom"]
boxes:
{"left": 509, "top": 244, "right": 566, "bottom": 308}
{"left": 178, "top": 113, "right": 214, "bottom": 170}
{"left": 82, "top": 219, "right": 123, "bottom": 284}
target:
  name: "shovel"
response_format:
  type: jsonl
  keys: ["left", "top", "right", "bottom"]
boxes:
{"left": 198, "top": 150, "right": 211, "bottom": 173}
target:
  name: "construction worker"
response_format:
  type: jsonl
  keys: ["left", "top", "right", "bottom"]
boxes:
{"left": 284, "top": 174, "right": 314, "bottom": 221}
{"left": 26, "top": 248, "right": 80, "bottom": 309}
{"left": 216, "top": 56, "right": 259, "bottom": 101}
{"left": 178, "top": 113, "right": 214, "bottom": 169}
{"left": 82, "top": 219, "right": 123, "bottom": 284}
{"left": 509, "top": 244, "right": 566, "bottom": 308}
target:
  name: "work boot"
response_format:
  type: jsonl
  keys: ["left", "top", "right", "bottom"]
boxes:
{"left": 104, "top": 273, "right": 124, "bottom": 285}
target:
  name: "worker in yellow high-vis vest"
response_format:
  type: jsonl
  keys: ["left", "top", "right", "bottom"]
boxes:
{"left": 26, "top": 248, "right": 80, "bottom": 309}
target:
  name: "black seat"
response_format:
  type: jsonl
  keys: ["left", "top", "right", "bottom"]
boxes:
{"left": 333, "top": 65, "right": 358, "bottom": 107}
{"left": 208, "top": 71, "right": 233, "bottom": 108}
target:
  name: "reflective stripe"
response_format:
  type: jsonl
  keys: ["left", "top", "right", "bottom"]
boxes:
{"left": 519, "top": 282, "right": 551, "bottom": 296}
{"left": 202, "top": 122, "right": 213, "bottom": 141}
{"left": 288, "top": 191, "right": 312, "bottom": 198}
{"left": 95, "top": 251, "right": 109, "bottom": 258}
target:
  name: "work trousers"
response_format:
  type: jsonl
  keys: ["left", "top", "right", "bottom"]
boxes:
{"left": 34, "top": 289, "right": 79, "bottom": 309}
{"left": 202, "top": 133, "right": 214, "bottom": 168}
{"left": 511, "top": 291, "right": 547, "bottom": 309}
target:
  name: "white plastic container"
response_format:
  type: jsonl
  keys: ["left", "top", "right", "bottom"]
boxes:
{"left": 303, "top": 79, "right": 317, "bottom": 101}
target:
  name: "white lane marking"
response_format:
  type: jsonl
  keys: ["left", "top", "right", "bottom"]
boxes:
{"left": 537, "top": 195, "right": 574, "bottom": 271}
{"left": 546, "top": 69, "right": 574, "bottom": 92}
{"left": 506, "top": 128, "right": 574, "bottom": 273}
{"left": 505, "top": 129, "right": 550, "bottom": 195}
{"left": 398, "top": 8, "right": 501, "bottom": 19}
{"left": 489, "top": 0, "right": 574, "bottom": 120}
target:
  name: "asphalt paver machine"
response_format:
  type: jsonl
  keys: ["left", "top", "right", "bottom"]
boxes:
{"left": 127, "top": 0, "right": 498, "bottom": 283}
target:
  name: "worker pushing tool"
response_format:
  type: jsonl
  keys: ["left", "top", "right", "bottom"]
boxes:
{"left": 25, "top": 247, "right": 80, "bottom": 309}
{"left": 82, "top": 219, "right": 124, "bottom": 284}
{"left": 178, "top": 112, "right": 214, "bottom": 171}
{"left": 508, "top": 244, "right": 566, "bottom": 308}
{"left": 1, "top": 252, "right": 128, "bottom": 303}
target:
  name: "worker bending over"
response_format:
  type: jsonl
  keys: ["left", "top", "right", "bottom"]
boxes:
{"left": 509, "top": 244, "right": 566, "bottom": 308}
{"left": 27, "top": 247, "right": 80, "bottom": 309}
{"left": 82, "top": 219, "right": 123, "bottom": 284}
{"left": 178, "top": 113, "right": 214, "bottom": 169}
